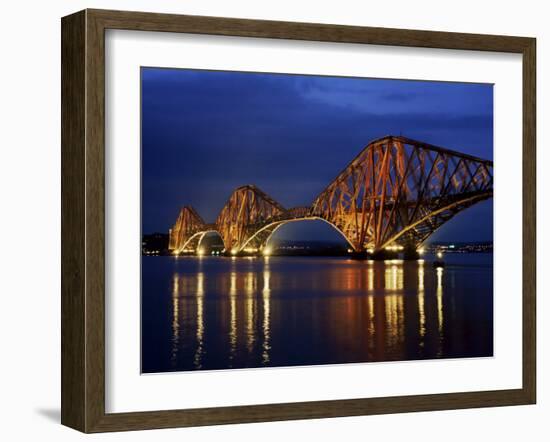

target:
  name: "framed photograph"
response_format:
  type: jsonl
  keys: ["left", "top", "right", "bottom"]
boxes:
{"left": 61, "top": 9, "right": 536, "bottom": 432}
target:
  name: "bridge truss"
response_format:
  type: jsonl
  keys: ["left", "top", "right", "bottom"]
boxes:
{"left": 168, "top": 136, "right": 493, "bottom": 255}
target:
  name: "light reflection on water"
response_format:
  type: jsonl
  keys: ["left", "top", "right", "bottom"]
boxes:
{"left": 262, "top": 261, "right": 271, "bottom": 364}
{"left": 143, "top": 254, "right": 493, "bottom": 373}
{"left": 417, "top": 262, "right": 426, "bottom": 342}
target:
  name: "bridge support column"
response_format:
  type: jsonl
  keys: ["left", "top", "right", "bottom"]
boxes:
{"left": 403, "top": 245, "right": 420, "bottom": 260}
{"left": 370, "top": 250, "right": 398, "bottom": 261}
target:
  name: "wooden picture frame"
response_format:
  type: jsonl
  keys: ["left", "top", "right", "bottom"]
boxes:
{"left": 61, "top": 8, "right": 536, "bottom": 433}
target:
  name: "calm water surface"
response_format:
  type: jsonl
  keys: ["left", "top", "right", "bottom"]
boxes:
{"left": 141, "top": 254, "right": 493, "bottom": 373}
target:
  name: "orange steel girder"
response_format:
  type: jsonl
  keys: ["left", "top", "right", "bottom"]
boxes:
{"left": 168, "top": 206, "right": 206, "bottom": 252}
{"left": 215, "top": 185, "right": 285, "bottom": 252}
{"left": 310, "top": 136, "right": 493, "bottom": 251}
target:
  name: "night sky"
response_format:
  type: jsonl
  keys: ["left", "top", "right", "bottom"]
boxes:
{"left": 142, "top": 68, "right": 493, "bottom": 243}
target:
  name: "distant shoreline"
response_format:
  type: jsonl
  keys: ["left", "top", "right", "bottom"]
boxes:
{"left": 141, "top": 232, "right": 493, "bottom": 256}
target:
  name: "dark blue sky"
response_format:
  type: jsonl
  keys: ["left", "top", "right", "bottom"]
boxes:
{"left": 142, "top": 68, "right": 493, "bottom": 243}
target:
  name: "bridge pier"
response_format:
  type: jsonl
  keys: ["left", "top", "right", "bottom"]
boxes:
{"left": 363, "top": 247, "right": 419, "bottom": 261}
{"left": 402, "top": 245, "right": 420, "bottom": 260}
{"left": 369, "top": 250, "right": 399, "bottom": 261}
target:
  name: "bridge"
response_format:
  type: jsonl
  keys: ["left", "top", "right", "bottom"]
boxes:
{"left": 168, "top": 135, "right": 493, "bottom": 257}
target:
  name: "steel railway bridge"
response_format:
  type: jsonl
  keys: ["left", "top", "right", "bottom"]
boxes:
{"left": 168, "top": 136, "right": 493, "bottom": 257}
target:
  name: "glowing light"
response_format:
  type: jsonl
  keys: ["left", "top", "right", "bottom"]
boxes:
{"left": 367, "top": 294, "right": 375, "bottom": 345}
{"left": 229, "top": 272, "right": 237, "bottom": 360}
{"left": 194, "top": 272, "right": 205, "bottom": 369}
{"left": 437, "top": 251, "right": 443, "bottom": 259}
{"left": 385, "top": 244, "right": 404, "bottom": 252}
{"left": 347, "top": 248, "right": 353, "bottom": 253}
{"left": 417, "top": 247, "right": 425, "bottom": 255}
{"left": 436, "top": 267, "right": 444, "bottom": 338}
{"left": 262, "top": 247, "right": 272, "bottom": 256}
{"left": 417, "top": 264, "right": 426, "bottom": 339}
{"left": 367, "top": 266, "right": 374, "bottom": 290}
{"left": 197, "top": 248, "right": 205, "bottom": 256}
{"left": 262, "top": 266, "right": 271, "bottom": 364}
{"left": 367, "top": 248, "right": 374, "bottom": 254}
{"left": 385, "top": 293, "right": 404, "bottom": 347}
{"left": 384, "top": 262, "right": 403, "bottom": 290}
{"left": 171, "top": 275, "right": 180, "bottom": 364}
{"left": 231, "top": 248, "right": 238, "bottom": 256}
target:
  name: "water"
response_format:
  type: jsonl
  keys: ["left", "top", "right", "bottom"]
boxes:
{"left": 141, "top": 254, "right": 493, "bottom": 373}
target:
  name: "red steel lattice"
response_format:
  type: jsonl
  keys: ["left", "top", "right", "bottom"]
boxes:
{"left": 168, "top": 136, "right": 493, "bottom": 254}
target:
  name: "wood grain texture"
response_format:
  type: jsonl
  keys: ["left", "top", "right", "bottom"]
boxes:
{"left": 89, "top": 8, "right": 532, "bottom": 52}
{"left": 522, "top": 38, "right": 536, "bottom": 403}
{"left": 84, "top": 9, "right": 107, "bottom": 433}
{"left": 60, "top": 8, "right": 537, "bottom": 433}
{"left": 61, "top": 10, "right": 86, "bottom": 432}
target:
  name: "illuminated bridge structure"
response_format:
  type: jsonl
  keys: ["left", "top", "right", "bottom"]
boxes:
{"left": 168, "top": 136, "right": 493, "bottom": 256}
